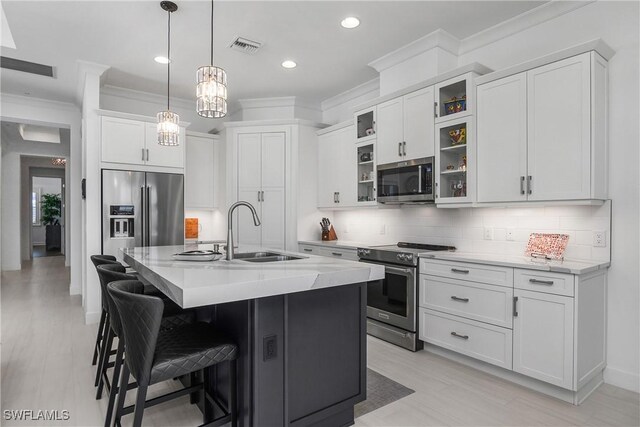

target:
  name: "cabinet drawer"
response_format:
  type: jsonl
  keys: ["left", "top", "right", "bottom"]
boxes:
{"left": 514, "top": 269, "right": 574, "bottom": 297}
{"left": 420, "top": 259, "right": 513, "bottom": 287}
{"left": 419, "top": 309, "right": 513, "bottom": 369}
{"left": 420, "top": 275, "right": 513, "bottom": 328}
{"left": 298, "top": 244, "right": 320, "bottom": 255}
{"left": 318, "top": 247, "right": 358, "bottom": 261}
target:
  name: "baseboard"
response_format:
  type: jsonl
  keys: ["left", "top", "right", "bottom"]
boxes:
{"left": 604, "top": 366, "right": 640, "bottom": 393}
{"left": 69, "top": 282, "right": 81, "bottom": 295}
{"left": 84, "top": 310, "right": 101, "bottom": 325}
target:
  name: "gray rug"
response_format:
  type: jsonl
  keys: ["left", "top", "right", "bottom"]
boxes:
{"left": 354, "top": 368, "right": 415, "bottom": 418}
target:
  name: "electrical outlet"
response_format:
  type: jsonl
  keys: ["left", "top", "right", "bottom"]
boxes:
{"left": 483, "top": 227, "right": 494, "bottom": 240}
{"left": 380, "top": 224, "right": 386, "bottom": 235}
{"left": 593, "top": 231, "right": 606, "bottom": 247}
{"left": 263, "top": 335, "right": 277, "bottom": 361}
{"left": 506, "top": 229, "right": 515, "bottom": 241}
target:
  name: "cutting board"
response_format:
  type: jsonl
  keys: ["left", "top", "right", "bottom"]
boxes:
{"left": 525, "top": 233, "right": 569, "bottom": 260}
{"left": 185, "top": 218, "right": 199, "bottom": 239}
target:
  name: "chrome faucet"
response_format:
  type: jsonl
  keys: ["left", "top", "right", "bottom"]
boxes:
{"left": 226, "top": 201, "right": 261, "bottom": 260}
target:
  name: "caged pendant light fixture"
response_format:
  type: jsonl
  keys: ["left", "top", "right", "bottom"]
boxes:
{"left": 157, "top": 1, "right": 180, "bottom": 146}
{"left": 196, "top": 0, "right": 227, "bottom": 118}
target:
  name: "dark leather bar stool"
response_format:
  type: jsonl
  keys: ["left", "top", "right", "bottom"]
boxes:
{"left": 108, "top": 280, "right": 238, "bottom": 427}
{"left": 90, "top": 255, "right": 121, "bottom": 368}
{"left": 95, "top": 264, "right": 196, "bottom": 402}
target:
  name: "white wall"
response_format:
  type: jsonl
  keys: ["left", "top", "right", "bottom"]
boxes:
{"left": 322, "top": 1, "right": 640, "bottom": 392}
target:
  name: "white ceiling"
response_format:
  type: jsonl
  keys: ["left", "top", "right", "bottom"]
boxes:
{"left": 1, "top": 1, "right": 546, "bottom": 110}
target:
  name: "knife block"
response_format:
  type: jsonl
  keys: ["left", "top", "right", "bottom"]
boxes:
{"left": 322, "top": 225, "right": 338, "bottom": 241}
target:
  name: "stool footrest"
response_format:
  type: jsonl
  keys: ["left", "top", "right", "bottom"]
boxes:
{"left": 121, "top": 382, "right": 204, "bottom": 416}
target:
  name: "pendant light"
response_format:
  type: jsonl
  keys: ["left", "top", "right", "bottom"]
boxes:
{"left": 157, "top": 1, "right": 180, "bottom": 146}
{"left": 196, "top": 0, "right": 227, "bottom": 118}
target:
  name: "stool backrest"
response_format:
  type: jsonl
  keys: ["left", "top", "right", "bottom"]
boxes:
{"left": 90, "top": 254, "right": 118, "bottom": 268}
{"left": 96, "top": 264, "right": 137, "bottom": 336}
{"left": 108, "top": 281, "right": 164, "bottom": 386}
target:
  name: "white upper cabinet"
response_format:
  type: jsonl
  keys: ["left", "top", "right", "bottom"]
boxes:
{"left": 317, "top": 125, "right": 357, "bottom": 208}
{"left": 145, "top": 123, "right": 184, "bottom": 169}
{"left": 527, "top": 54, "right": 591, "bottom": 201}
{"left": 101, "top": 116, "right": 146, "bottom": 165}
{"left": 476, "top": 51, "right": 607, "bottom": 203}
{"left": 376, "top": 87, "right": 435, "bottom": 165}
{"left": 100, "top": 114, "right": 184, "bottom": 169}
{"left": 185, "top": 133, "right": 216, "bottom": 209}
{"left": 435, "top": 73, "right": 474, "bottom": 124}
{"left": 477, "top": 72, "right": 528, "bottom": 202}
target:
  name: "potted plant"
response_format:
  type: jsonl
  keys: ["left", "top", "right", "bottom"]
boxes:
{"left": 41, "top": 193, "right": 62, "bottom": 251}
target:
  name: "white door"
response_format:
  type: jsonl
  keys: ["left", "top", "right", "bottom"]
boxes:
{"left": 376, "top": 97, "right": 404, "bottom": 165}
{"left": 237, "top": 133, "right": 263, "bottom": 246}
{"left": 185, "top": 135, "right": 215, "bottom": 208}
{"left": 317, "top": 129, "right": 342, "bottom": 208}
{"left": 477, "top": 73, "right": 528, "bottom": 202}
{"left": 403, "top": 86, "right": 435, "bottom": 160}
{"left": 259, "top": 133, "right": 286, "bottom": 249}
{"left": 513, "top": 289, "right": 574, "bottom": 389}
{"left": 527, "top": 53, "right": 591, "bottom": 201}
{"left": 101, "top": 116, "right": 146, "bottom": 165}
{"left": 145, "top": 123, "right": 185, "bottom": 168}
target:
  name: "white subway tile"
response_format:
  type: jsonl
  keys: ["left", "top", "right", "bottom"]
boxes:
{"left": 517, "top": 216, "right": 560, "bottom": 229}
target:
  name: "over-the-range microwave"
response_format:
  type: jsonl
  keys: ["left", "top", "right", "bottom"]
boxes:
{"left": 377, "top": 157, "right": 434, "bottom": 204}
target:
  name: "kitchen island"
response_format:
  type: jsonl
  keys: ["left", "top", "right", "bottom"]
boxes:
{"left": 122, "top": 245, "right": 384, "bottom": 427}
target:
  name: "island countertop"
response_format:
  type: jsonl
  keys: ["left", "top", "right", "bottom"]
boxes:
{"left": 121, "top": 244, "right": 384, "bottom": 308}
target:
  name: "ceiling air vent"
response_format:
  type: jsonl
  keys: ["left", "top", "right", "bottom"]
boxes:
{"left": 228, "top": 37, "right": 262, "bottom": 55}
{"left": 0, "top": 56, "right": 54, "bottom": 77}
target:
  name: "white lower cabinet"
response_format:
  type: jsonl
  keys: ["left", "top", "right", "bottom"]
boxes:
{"left": 297, "top": 243, "right": 358, "bottom": 261}
{"left": 513, "top": 289, "right": 574, "bottom": 389}
{"left": 419, "top": 259, "right": 607, "bottom": 400}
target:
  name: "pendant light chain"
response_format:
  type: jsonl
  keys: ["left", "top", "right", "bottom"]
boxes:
{"left": 157, "top": 1, "right": 180, "bottom": 146}
{"left": 196, "top": 0, "right": 227, "bottom": 118}
{"left": 210, "top": 0, "right": 214, "bottom": 66}
{"left": 167, "top": 8, "right": 171, "bottom": 111}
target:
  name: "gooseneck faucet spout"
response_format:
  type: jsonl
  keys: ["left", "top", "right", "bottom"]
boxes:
{"left": 226, "top": 201, "right": 261, "bottom": 260}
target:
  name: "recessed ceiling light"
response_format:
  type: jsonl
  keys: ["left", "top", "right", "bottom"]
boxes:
{"left": 154, "top": 56, "right": 170, "bottom": 64}
{"left": 341, "top": 17, "right": 360, "bottom": 29}
{"left": 281, "top": 60, "right": 297, "bottom": 69}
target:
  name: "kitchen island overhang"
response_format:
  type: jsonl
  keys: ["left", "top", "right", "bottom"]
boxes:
{"left": 120, "top": 245, "right": 385, "bottom": 427}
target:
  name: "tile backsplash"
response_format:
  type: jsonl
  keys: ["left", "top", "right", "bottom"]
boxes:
{"left": 332, "top": 201, "right": 611, "bottom": 262}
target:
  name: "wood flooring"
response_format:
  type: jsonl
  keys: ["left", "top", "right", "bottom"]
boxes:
{"left": 2, "top": 257, "right": 638, "bottom": 427}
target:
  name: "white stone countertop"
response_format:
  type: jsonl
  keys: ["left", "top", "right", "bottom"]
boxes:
{"left": 122, "top": 244, "right": 385, "bottom": 308}
{"left": 418, "top": 251, "right": 610, "bottom": 275}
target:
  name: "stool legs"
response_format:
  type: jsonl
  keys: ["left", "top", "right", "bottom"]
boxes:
{"left": 96, "top": 328, "right": 114, "bottom": 399}
{"left": 92, "top": 309, "right": 107, "bottom": 366}
{"left": 114, "top": 363, "right": 130, "bottom": 427}
{"left": 230, "top": 359, "right": 238, "bottom": 427}
{"left": 105, "top": 339, "right": 125, "bottom": 427}
{"left": 132, "top": 384, "right": 148, "bottom": 427}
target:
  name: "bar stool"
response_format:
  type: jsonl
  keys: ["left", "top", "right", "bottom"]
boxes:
{"left": 108, "top": 280, "right": 238, "bottom": 427}
{"left": 90, "top": 255, "right": 121, "bottom": 368}
{"left": 95, "top": 264, "right": 196, "bottom": 401}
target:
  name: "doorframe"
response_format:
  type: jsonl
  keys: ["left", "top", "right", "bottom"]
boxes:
{"left": 29, "top": 167, "right": 66, "bottom": 260}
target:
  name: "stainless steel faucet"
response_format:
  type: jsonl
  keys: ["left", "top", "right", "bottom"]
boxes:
{"left": 226, "top": 201, "right": 261, "bottom": 260}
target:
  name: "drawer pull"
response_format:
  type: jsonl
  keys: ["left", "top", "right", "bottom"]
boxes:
{"left": 529, "top": 278, "right": 554, "bottom": 285}
{"left": 450, "top": 332, "right": 469, "bottom": 340}
{"left": 331, "top": 252, "right": 343, "bottom": 256}
{"left": 451, "top": 268, "right": 470, "bottom": 274}
{"left": 450, "top": 296, "right": 469, "bottom": 303}
{"left": 303, "top": 248, "right": 312, "bottom": 252}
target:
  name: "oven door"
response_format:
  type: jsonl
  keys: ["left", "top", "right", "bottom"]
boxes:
{"left": 361, "top": 260, "right": 416, "bottom": 332}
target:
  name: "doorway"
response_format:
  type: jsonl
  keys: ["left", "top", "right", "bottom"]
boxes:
{"left": 31, "top": 175, "right": 64, "bottom": 258}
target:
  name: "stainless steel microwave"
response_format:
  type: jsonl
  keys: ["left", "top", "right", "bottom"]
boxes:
{"left": 377, "top": 157, "right": 434, "bottom": 204}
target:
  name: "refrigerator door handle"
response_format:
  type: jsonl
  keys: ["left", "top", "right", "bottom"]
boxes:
{"left": 140, "top": 186, "right": 146, "bottom": 246}
{"left": 146, "top": 186, "right": 151, "bottom": 246}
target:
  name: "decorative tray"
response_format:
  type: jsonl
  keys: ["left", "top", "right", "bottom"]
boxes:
{"left": 172, "top": 250, "right": 223, "bottom": 262}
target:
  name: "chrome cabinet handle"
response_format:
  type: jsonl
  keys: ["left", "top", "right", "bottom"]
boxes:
{"left": 331, "top": 252, "right": 342, "bottom": 256}
{"left": 434, "top": 101, "right": 438, "bottom": 118}
{"left": 513, "top": 296, "right": 519, "bottom": 317}
{"left": 451, "top": 268, "right": 470, "bottom": 274}
{"left": 451, "top": 296, "right": 469, "bottom": 303}
{"left": 142, "top": 148, "right": 145, "bottom": 161}
{"left": 529, "top": 278, "right": 554, "bottom": 285}
{"left": 146, "top": 149, "right": 149, "bottom": 161}
{"left": 261, "top": 191, "right": 264, "bottom": 201}
{"left": 520, "top": 176, "right": 525, "bottom": 195}
{"left": 402, "top": 141, "right": 406, "bottom": 156}
{"left": 303, "top": 248, "right": 312, "bottom": 252}
{"left": 257, "top": 191, "right": 261, "bottom": 202}
{"left": 528, "top": 176, "right": 532, "bottom": 194}
{"left": 333, "top": 192, "right": 337, "bottom": 203}
{"left": 450, "top": 332, "right": 469, "bottom": 340}
{"left": 398, "top": 142, "right": 402, "bottom": 157}
{"left": 337, "top": 192, "right": 340, "bottom": 203}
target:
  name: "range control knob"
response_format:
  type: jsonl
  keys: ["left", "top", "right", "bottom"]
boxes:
{"left": 396, "top": 253, "right": 405, "bottom": 261}
{"left": 405, "top": 253, "right": 414, "bottom": 262}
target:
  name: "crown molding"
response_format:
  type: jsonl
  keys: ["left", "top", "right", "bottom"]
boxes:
{"left": 75, "top": 60, "right": 110, "bottom": 106}
{"left": 0, "top": 92, "right": 80, "bottom": 114}
{"left": 459, "top": 0, "right": 596, "bottom": 55}
{"left": 100, "top": 84, "right": 197, "bottom": 111}
{"left": 368, "top": 29, "right": 460, "bottom": 73}
{"left": 237, "top": 96, "right": 320, "bottom": 112}
{"left": 223, "top": 118, "right": 325, "bottom": 129}
{"left": 320, "top": 77, "right": 380, "bottom": 111}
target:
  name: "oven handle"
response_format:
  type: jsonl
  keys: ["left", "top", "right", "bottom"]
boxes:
{"left": 360, "top": 259, "right": 414, "bottom": 275}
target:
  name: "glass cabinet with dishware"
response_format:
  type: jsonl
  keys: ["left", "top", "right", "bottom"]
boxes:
{"left": 354, "top": 107, "right": 376, "bottom": 143}
{"left": 435, "top": 116, "right": 474, "bottom": 204}
{"left": 357, "top": 142, "right": 376, "bottom": 205}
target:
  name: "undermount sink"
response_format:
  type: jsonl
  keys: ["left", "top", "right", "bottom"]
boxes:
{"left": 235, "top": 251, "right": 305, "bottom": 263}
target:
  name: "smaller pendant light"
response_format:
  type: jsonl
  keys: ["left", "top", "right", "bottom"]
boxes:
{"left": 158, "top": 1, "right": 180, "bottom": 146}
{"left": 196, "top": 0, "right": 227, "bottom": 118}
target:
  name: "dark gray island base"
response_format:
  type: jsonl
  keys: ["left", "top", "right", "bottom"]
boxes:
{"left": 210, "top": 282, "right": 367, "bottom": 427}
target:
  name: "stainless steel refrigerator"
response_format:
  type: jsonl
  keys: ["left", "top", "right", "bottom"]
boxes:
{"left": 102, "top": 169, "right": 184, "bottom": 257}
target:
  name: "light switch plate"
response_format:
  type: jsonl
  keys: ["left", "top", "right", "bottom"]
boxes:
{"left": 483, "top": 227, "right": 494, "bottom": 240}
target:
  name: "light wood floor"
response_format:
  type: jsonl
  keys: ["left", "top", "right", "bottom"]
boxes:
{"left": 2, "top": 257, "right": 638, "bottom": 427}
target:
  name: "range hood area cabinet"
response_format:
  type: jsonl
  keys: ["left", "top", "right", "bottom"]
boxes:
{"left": 476, "top": 51, "right": 609, "bottom": 203}
{"left": 100, "top": 112, "right": 185, "bottom": 170}
{"left": 376, "top": 86, "right": 435, "bottom": 165}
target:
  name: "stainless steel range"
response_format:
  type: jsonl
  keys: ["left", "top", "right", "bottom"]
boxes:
{"left": 358, "top": 242, "right": 455, "bottom": 351}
